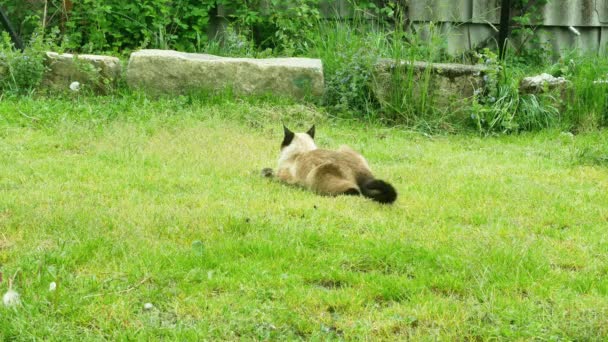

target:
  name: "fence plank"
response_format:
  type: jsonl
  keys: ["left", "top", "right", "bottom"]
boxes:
{"left": 409, "top": 0, "right": 471, "bottom": 22}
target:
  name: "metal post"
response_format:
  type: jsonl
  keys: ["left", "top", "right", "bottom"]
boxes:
{"left": 498, "top": 0, "right": 512, "bottom": 60}
{"left": 0, "top": 6, "right": 24, "bottom": 51}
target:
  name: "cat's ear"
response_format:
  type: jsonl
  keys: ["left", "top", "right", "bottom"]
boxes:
{"left": 281, "top": 124, "right": 295, "bottom": 148}
{"left": 306, "top": 125, "right": 315, "bottom": 139}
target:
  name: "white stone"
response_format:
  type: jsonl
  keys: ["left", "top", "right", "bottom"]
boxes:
{"left": 3, "top": 289, "right": 20, "bottom": 307}
{"left": 519, "top": 73, "right": 567, "bottom": 94}
{"left": 69, "top": 81, "right": 80, "bottom": 92}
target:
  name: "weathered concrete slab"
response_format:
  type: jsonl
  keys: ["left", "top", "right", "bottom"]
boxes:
{"left": 126, "top": 49, "right": 324, "bottom": 99}
{"left": 42, "top": 52, "right": 121, "bottom": 93}
{"left": 372, "top": 59, "right": 488, "bottom": 112}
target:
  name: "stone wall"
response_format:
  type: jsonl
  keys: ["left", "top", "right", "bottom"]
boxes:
{"left": 2, "top": 49, "right": 498, "bottom": 115}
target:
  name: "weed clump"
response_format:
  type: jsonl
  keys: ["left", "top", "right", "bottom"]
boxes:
{"left": 0, "top": 31, "right": 50, "bottom": 95}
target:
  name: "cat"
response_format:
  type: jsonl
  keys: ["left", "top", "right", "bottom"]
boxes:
{"left": 262, "top": 125, "right": 397, "bottom": 204}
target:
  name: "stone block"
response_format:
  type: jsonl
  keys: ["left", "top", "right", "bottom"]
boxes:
{"left": 126, "top": 50, "right": 324, "bottom": 99}
{"left": 42, "top": 52, "right": 121, "bottom": 93}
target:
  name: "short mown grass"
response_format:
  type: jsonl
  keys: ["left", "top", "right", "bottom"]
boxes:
{"left": 1, "top": 96, "right": 607, "bottom": 340}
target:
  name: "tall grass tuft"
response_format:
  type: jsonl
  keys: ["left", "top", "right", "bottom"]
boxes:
{"left": 380, "top": 20, "right": 452, "bottom": 129}
{"left": 307, "top": 15, "right": 389, "bottom": 117}
{"left": 470, "top": 51, "right": 560, "bottom": 135}
{"left": 306, "top": 9, "right": 454, "bottom": 129}
{"left": 559, "top": 55, "right": 608, "bottom": 132}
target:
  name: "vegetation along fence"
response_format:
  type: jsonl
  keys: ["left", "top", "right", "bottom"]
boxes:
{"left": 310, "top": 0, "right": 608, "bottom": 57}
{"left": 3, "top": 1, "right": 608, "bottom": 57}
{"left": 235, "top": 0, "right": 608, "bottom": 57}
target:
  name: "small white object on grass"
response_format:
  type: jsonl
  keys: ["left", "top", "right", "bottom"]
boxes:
{"left": 69, "top": 81, "right": 81, "bottom": 92}
{"left": 3, "top": 289, "right": 21, "bottom": 307}
{"left": 143, "top": 303, "right": 154, "bottom": 310}
{"left": 560, "top": 131, "right": 574, "bottom": 138}
{"left": 49, "top": 282, "right": 57, "bottom": 292}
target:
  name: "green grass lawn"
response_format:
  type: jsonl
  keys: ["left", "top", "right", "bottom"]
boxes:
{"left": 1, "top": 96, "right": 607, "bottom": 340}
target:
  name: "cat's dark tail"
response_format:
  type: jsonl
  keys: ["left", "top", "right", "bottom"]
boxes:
{"left": 357, "top": 177, "right": 397, "bottom": 204}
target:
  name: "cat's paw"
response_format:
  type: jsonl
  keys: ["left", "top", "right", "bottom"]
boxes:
{"left": 261, "top": 168, "right": 274, "bottom": 178}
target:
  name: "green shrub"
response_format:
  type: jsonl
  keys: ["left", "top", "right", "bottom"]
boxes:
{"left": 3, "top": 0, "right": 216, "bottom": 53}
{"left": 508, "top": 0, "right": 553, "bottom": 67}
{"left": 309, "top": 18, "right": 383, "bottom": 115}
{"left": 2, "top": 0, "right": 326, "bottom": 55}
{"left": 226, "top": 0, "right": 322, "bottom": 55}
{"left": 203, "top": 25, "right": 258, "bottom": 57}
{"left": 63, "top": 0, "right": 216, "bottom": 53}
{"left": 308, "top": 7, "right": 453, "bottom": 126}
{"left": 470, "top": 49, "right": 560, "bottom": 135}
{"left": 0, "top": 31, "right": 52, "bottom": 95}
{"left": 470, "top": 81, "right": 519, "bottom": 135}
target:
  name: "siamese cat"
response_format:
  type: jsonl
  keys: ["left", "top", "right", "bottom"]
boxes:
{"left": 262, "top": 125, "right": 397, "bottom": 204}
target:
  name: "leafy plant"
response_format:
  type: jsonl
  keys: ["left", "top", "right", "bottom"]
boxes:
{"left": 508, "top": 0, "right": 553, "bottom": 66}
{"left": 470, "top": 49, "right": 559, "bottom": 135}
{"left": 204, "top": 25, "right": 257, "bottom": 57}
{"left": 0, "top": 30, "right": 53, "bottom": 95}
{"left": 2, "top": 0, "right": 400, "bottom": 57}
{"left": 470, "top": 81, "right": 519, "bottom": 135}
{"left": 3, "top": 0, "right": 217, "bottom": 54}
{"left": 323, "top": 47, "right": 378, "bottom": 114}
{"left": 311, "top": 20, "right": 381, "bottom": 114}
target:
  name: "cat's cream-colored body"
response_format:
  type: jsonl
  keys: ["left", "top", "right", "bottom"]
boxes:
{"left": 266, "top": 126, "right": 397, "bottom": 203}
